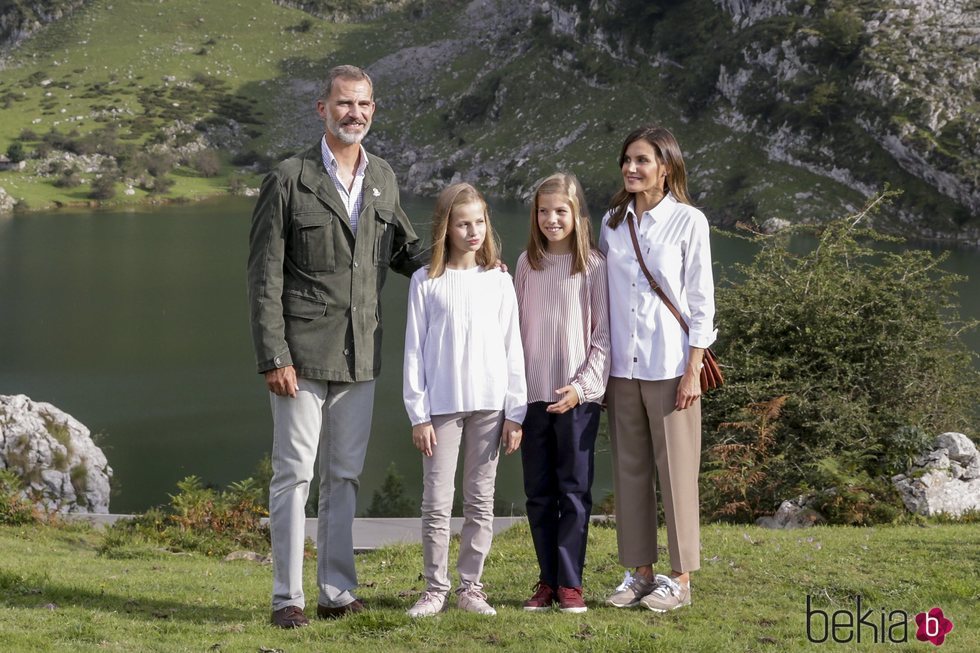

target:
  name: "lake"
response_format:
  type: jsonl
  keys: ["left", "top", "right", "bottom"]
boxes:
{"left": 0, "top": 196, "right": 977, "bottom": 513}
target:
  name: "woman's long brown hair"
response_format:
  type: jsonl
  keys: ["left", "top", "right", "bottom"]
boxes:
{"left": 606, "top": 125, "right": 692, "bottom": 230}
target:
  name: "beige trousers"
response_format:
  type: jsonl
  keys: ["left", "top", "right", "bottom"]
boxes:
{"left": 607, "top": 376, "right": 701, "bottom": 573}
{"left": 421, "top": 410, "right": 503, "bottom": 593}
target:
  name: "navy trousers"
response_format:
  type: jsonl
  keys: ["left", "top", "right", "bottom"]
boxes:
{"left": 520, "top": 401, "right": 601, "bottom": 589}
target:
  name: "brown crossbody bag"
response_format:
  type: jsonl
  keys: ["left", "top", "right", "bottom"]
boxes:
{"left": 626, "top": 215, "right": 724, "bottom": 391}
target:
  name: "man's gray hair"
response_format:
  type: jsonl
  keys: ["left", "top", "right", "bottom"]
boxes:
{"left": 320, "top": 65, "right": 373, "bottom": 100}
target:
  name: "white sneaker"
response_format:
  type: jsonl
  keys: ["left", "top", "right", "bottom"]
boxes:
{"left": 606, "top": 571, "right": 656, "bottom": 608}
{"left": 640, "top": 574, "right": 691, "bottom": 612}
{"left": 406, "top": 590, "right": 448, "bottom": 618}
{"left": 456, "top": 587, "right": 497, "bottom": 615}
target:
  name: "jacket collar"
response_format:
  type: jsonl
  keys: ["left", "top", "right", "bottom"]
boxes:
{"left": 297, "top": 138, "right": 389, "bottom": 220}
{"left": 298, "top": 141, "right": 347, "bottom": 220}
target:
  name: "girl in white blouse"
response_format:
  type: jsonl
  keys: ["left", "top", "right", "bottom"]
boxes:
{"left": 599, "top": 126, "right": 716, "bottom": 613}
{"left": 515, "top": 172, "right": 610, "bottom": 614}
{"left": 402, "top": 182, "right": 527, "bottom": 618}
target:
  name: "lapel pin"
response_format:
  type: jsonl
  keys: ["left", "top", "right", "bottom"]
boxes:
{"left": 372, "top": 188, "right": 380, "bottom": 197}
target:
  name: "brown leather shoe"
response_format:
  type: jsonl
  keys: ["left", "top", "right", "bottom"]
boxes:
{"left": 316, "top": 598, "right": 365, "bottom": 619}
{"left": 271, "top": 605, "right": 310, "bottom": 628}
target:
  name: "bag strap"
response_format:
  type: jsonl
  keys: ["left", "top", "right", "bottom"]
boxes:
{"left": 626, "top": 214, "right": 691, "bottom": 336}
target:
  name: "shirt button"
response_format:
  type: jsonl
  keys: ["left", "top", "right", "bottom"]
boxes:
{"left": 352, "top": 306, "right": 357, "bottom": 312}
{"left": 354, "top": 261, "right": 359, "bottom": 268}
{"left": 633, "top": 357, "right": 638, "bottom": 362}
{"left": 274, "top": 356, "right": 282, "bottom": 365}
{"left": 344, "top": 349, "right": 350, "bottom": 356}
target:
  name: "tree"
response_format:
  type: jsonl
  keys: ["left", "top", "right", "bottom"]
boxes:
{"left": 191, "top": 149, "right": 221, "bottom": 177}
{"left": 88, "top": 174, "right": 116, "bottom": 200}
{"left": 6, "top": 142, "right": 25, "bottom": 163}
{"left": 702, "top": 190, "right": 980, "bottom": 523}
{"left": 365, "top": 464, "right": 415, "bottom": 518}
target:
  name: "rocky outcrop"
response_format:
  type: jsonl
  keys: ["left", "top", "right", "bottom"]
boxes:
{"left": 756, "top": 495, "right": 825, "bottom": 529}
{"left": 0, "top": 186, "right": 17, "bottom": 213}
{"left": 711, "top": 0, "right": 979, "bottom": 239}
{"left": 892, "top": 432, "right": 980, "bottom": 517}
{"left": 0, "top": 394, "right": 112, "bottom": 513}
{"left": 0, "top": 0, "right": 89, "bottom": 52}
{"left": 272, "top": 0, "right": 411, "bottom": 23}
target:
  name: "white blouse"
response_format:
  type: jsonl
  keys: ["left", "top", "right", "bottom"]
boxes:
{"left": 598, "top": 194, "right": 716, "bottom": 381}
{"left": 403, "top": 266, "right": 527, "bottom": 426}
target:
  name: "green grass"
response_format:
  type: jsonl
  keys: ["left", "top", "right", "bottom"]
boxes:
{"left": 0, "top": 521, "right": 976, "bottom": 651}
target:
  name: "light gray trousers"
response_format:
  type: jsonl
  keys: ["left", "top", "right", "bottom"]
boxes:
{"left": 268, "top": 378, "right": 375, "bottom": 611}
{"left": 421, "top": 410, "right": 503, "bottom": 593}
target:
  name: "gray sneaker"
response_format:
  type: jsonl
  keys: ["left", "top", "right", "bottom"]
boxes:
{"left": 456, "top": 587, "right": 497, "bottom": 615}
{"left": 639, "top": 574, "right": 691, "bottom": 612}
{"left": 406, "top": 590, "right": 448, "bottom": 618}
{"left": 606, "top": 572, "right": 656, "bottom": 608}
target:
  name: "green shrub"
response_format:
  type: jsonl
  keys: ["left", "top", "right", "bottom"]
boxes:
{"left": 53, "top": 171, "right": 82, "bottom": 188}
{"left": 0, "top": 469, "right": 38, "bottom": 525}
{"left": 88, "top": 174, "right": 117, "bottom": 200}
{"left": 99, "top": 475, "right": 269, "bottom": 558}
{"left": 704, "top": 190, "right": 980, "bottom": 523}
{"left": 6, "top": 142, "right": 25, "bottom": 163}
{"left": 190, "top": 149, "right": 221, "bottom": 177}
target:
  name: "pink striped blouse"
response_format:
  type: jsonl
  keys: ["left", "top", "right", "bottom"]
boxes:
{"left": 514, "top": 249, "right": 611, "bottom": 405}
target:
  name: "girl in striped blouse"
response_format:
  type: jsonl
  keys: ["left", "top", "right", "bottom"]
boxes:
{"left": 515, "top": 172, "right": 611, "bottom": 614}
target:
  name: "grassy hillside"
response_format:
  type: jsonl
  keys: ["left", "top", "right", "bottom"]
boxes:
{"left": 0, "top": 0, "right": 975, "bottom": 243}
{"left": 0, "top": 521, "right": 977, "bottom": 651}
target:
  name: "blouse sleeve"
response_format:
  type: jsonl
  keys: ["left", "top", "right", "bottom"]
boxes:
{"left": 684, "top": 214, "right": 717, "bottom": 349}
{"left": 571, "top": 252, "right": 611, "bottom": 403}
{"left": 499, "top": 271, "right": 528, "bottom": 424}
{"left": 402, "top": 271, "right": 432, "bottom": 425}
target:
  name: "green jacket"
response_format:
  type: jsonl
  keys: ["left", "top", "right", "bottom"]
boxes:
{"left": 247, "top": 141, "right": 424, "bottom": 381}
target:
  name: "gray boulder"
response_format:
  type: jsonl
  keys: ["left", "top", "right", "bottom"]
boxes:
{"left": 892, "top": 432, "right": 980, "bottom": 517}
{"left": 0, "top": 394, "right": 112, "bottom": 513}
{"left": 0, "top": 186, "right": 17, "bottom": 213}
{"left": 756, "top": 495, "right": 824, "bottom": 529}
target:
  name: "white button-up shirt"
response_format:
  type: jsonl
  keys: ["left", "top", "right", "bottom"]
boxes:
{"left": 320, "top": 136, "right": 367, "bottom": 234}
{"left": 599, "top": 193, "right": 716, "bottom": 381}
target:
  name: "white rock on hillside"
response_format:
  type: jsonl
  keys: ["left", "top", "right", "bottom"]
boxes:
{"left": 0, "top": 186, "right": 17, "bottom": 213}
{"left": 0, "top": 394, "right": 112, "bottom": 513}
{"left": 892, "top": 432, "right": 980, "bottom": 517}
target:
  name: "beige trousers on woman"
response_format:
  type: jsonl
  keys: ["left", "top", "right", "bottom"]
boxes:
{"left": 607, "top": 376, "right": 701, "bottom": 573}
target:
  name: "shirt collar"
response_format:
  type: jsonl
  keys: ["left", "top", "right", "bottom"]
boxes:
{"left": 627, "top": 192, "right": 677, "bottom": 223}
{"left": 320, "top": 135, "right": 368, "bottom": 176}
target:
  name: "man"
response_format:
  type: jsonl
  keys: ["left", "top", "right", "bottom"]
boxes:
{"left": 247, "top": 65, "right": 424, "bottom": 629}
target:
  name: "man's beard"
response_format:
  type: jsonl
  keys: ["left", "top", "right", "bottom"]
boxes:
{"left": 327, "top": 113, "right": 370, "bottom": 145}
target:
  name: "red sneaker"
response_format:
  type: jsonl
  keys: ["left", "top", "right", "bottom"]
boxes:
{"left": 523, "top": 581, "right": 555, "bottom": 611}
{"left": 557, "top": 586, "right": 587, "bottom": 613}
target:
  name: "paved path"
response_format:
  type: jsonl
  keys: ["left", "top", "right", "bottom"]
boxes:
{"left": 66, "top": 514, "right": 528, "bottom": 551}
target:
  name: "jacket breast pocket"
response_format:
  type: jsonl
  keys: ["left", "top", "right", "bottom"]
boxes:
{"left": 291, "top": 211, "right": 336, "bottom": 273}
{"left": 374, "top": 209, "right": 396, "bottom": 268}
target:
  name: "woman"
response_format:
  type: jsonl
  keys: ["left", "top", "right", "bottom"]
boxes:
{"left": 598, "top": 125, "right": 716, "bottom": 612}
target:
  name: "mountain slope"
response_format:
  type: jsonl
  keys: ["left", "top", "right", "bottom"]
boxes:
{"left": 0, "top": 0, "right": 975, "bottom": 242}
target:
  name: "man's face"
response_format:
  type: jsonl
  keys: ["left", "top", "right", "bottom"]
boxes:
{"left": 317, "top": 77, "right": 375, "bottom": 146}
